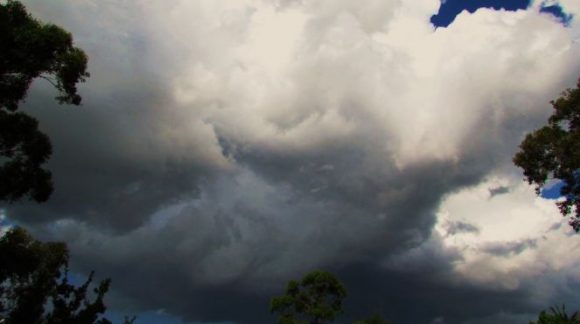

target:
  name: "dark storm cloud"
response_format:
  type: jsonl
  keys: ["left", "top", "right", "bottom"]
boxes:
{"left": 4, "top": 1, "right": 580, "bottom": 324}
{"left": 3, "top": 0, "right": 233, "bottom": 232}
{"left": 336, "top": 263, "right": 534, "bottom": 324}
{"left": 8, "top": 89, "right": 205, "bottom": 231}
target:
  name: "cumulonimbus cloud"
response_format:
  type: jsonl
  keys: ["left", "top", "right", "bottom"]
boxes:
{"left": 5, "top": 0, "right": 580, "bottom": 322}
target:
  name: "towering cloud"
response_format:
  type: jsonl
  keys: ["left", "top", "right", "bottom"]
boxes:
{"left": 5, "top": 0, "right": 580, "bottom": 322}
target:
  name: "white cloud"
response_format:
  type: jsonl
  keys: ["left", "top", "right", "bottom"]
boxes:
{"left": 148, "top": 0, "right": 580, "bottom": 169}
{"left": 23, "top": 0, "right": 580, "bottom": 169}
{"left": 435, "top": 174, "right": 580, "bottom": 300}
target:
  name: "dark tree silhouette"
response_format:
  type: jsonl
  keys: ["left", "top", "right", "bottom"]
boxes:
{"left": 0, "top": 3, "right": 134, "bottom": 323}
{"left": 271, "top": 270, "right": 347, "bottom": 324}
{"left": 530, "top": 305, "right": 580, "bottom": 324}
{"left": 0, "top": 227, "right": 112, "bottom": 324}
{"left": 0, "top": 0, "right": 89, "bottom": 203}
{"left": 513, "top": 79, "right": 580, "bottom": 231}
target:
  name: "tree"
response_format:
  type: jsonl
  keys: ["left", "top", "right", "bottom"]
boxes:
{"left": 0, "top": 4, "right": 131, "bottom": 322}
{"left": 270, "top": 270, "right": 347, "bottom": 324}
{"left": 0, "top": 0, "right": 89, "bottom": 203}
{"left": 529, "top": 305, "right": 580, "bottom": 324}
{"left": 0, "top": 227, "right": 112, "bottom": 324}
{"left": 513, "top": 79, "right": 580, "bottom": 231}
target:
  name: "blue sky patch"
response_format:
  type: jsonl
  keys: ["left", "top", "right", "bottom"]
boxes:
{"left": 541, "top": 180, "right": 565, "bottom": 199}
{"left": 539, "top": 2, "right": 574, "bottom": 26}
{"left": 431, "top": 0, "right": 531, "bottom": 27}
{"left": 430, "top": 0, "right": 575, "bottom": 28}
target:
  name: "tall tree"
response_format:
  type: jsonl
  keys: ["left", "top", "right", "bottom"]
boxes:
{"left": 0, "top": 227, "right": 112, "bottom": 324}
{"left": 0, "top": 0, "right": 89, "bottom": 203}
{"left": 513, "top": 79, "right": 580, "bottom": 231}
{"left": 0, "top": 3, "right": 131, "bottom": 323}
{"left": 271, "top": 270, "right": 347, "bottom": 324}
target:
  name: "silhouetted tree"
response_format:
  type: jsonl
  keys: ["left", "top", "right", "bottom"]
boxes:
{"left": 530, "top": 305, "right": 580, "bottom": 324}
{"left": 0, "top": 0, "right": 89, "bottom": 203}
{"left": 513, "top": 79, "right": 580, "bottom": 231}
{"left": 0, "top": 227, "right": 112, "bottom": 324}
{"left": 0, "top": 3, "right": 133, "bottom": 322}
{"left": 271, "top": 270, "right": 347, "bottom": 324}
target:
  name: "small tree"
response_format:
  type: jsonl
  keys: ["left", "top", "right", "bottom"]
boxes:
{"left": 513, "top": 79, "right": 580, "bottom": 231}
{"left": 271, "top": 270, "right": 347, "bottom": 324}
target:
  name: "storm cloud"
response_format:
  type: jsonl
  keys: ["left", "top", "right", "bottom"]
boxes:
{"left": 3, "top": 0, "right": 580, "bottom": 323}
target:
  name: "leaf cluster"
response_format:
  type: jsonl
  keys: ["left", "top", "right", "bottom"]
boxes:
{"left": 0, "top": 0, "right": 89, "bottom": 110}
{"left": 513, "top": 79, "right": 580, "bottom": 231}
{"left": 0, "top": 227, "right": 112, "bottom": 324}
{"left": 271, "top": 270, "right": 347, "bottom": 324}
{"left": 530, "top": 305, "right": 580, "bottom": 324}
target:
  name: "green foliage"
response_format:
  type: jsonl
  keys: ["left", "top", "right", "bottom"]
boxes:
{"left": 0, "top": 0, "right": 89, "bottom": 203}
{"left": 0, "top": 227, "right": 112, "bottom": 324}
{"left": 271, "top": 270, "right": 347, "bottom": 324}
{"left": 355, "top": 314, "right": 390, "bottom": 324}
{"left": 0, "top": 0, "right": 89, "bottom": 109}
{"left": 530, "top": 305, "right": 580, "bottom": 324}
{"left": 513, "top": 79, "right": 580, "bottom": 231}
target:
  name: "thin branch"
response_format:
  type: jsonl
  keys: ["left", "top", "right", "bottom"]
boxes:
{"left": 38, "top": 75, "right": 59, "bottom": 89}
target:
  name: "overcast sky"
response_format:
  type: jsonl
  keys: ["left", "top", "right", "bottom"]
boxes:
{"left": 3, "top": 0, "right": 580, "bottom": 323}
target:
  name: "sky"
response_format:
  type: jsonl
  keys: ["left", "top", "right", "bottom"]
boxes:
{"left": 2, "top": 0, "right": 580, "bottom": 323}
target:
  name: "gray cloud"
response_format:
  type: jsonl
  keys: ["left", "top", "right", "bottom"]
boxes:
{"left": 480, "top": 239, "right": 538, "bottom": 257}
{"left": 445, "top": 220, "right": 481, "bottom": 236}
{"left": 3, "top": 1, "right": 580, "bottom": 323}
{"left": 489, "top": 185, "right": 511, "bottom": 198}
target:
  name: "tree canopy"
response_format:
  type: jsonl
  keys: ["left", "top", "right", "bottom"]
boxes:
{"left": 0, "top": 0, "right": 89, "bottom": 110}
{"left": 0, "top": 227, "right": 113, "bottom": 324}
{"left": 0, "top": 0, "right": 89, "bottom": 203}
{"left": 513, "top": 79, "right": 580, "bottom": 231}
{"left": 271, "top": 270, "right": 347, "bottom": 324}
{"left": 529, "top": 305, "right": 580, "bottom": 324}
